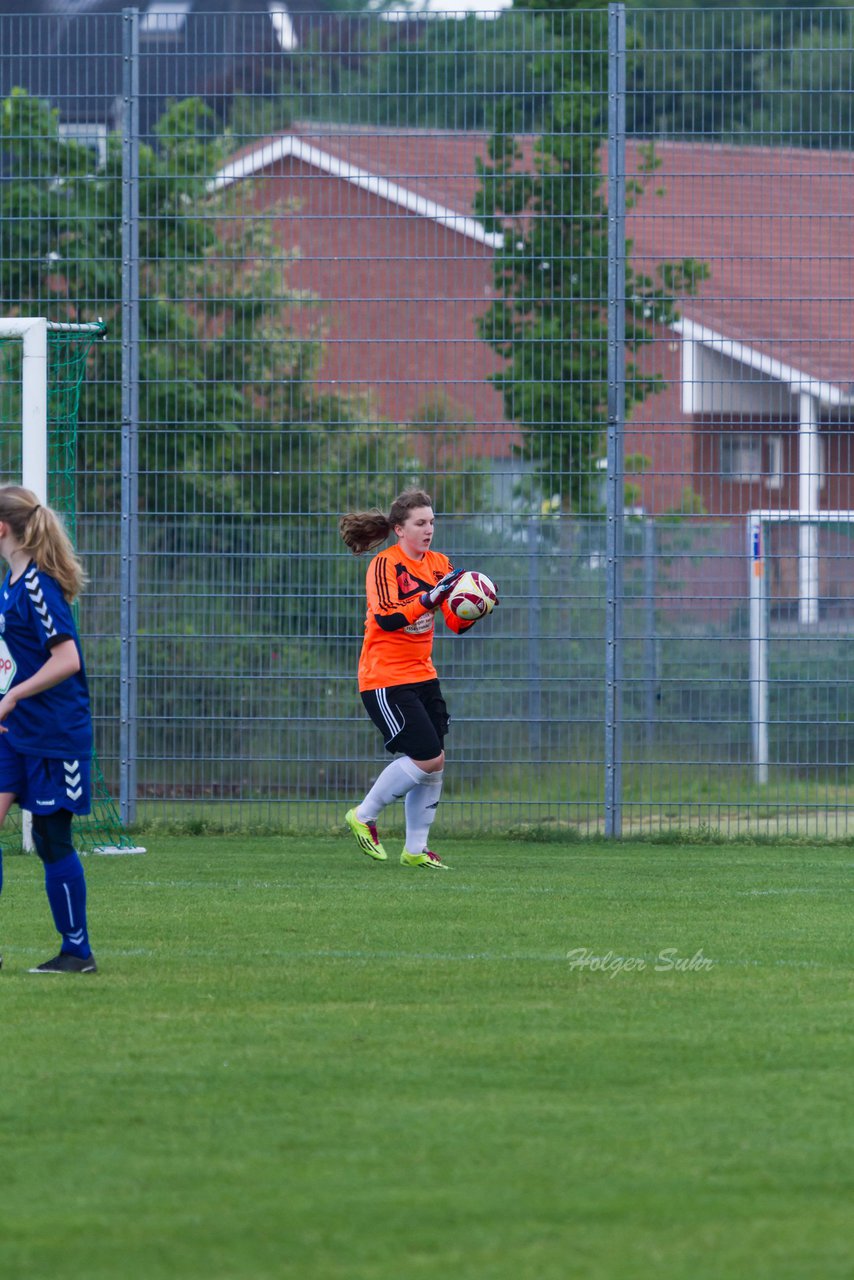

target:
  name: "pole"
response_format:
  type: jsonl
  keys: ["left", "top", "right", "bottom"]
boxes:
{"left": 748, "top": 513, "right": 769, "bottom": 785}
{"left": 798, "top": 392, "right": 821, "bottom": 625}
{"left": 527, "top": 518, "right": 542, "bottom": 758}
{"left": 605, "top": 3, "right": 627, "bottom": 837}
{"left": 120, "top": 8, "right": 140, "bottom": 825}
{"left": 643, "top": 517, "right": 657, "bottom": 745}
{"left": 20, "top": 317, "right": 48, "bottom": 853}
{"left": 20, "top": 318, "right": 48, "bottom": 502}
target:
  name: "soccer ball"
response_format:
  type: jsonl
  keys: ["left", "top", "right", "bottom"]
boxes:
{"left": 448, "top": 570, "right": 498, "bottom": 621}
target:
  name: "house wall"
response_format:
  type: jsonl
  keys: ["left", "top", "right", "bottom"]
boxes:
{"left": 230, "top": 138, "right": 854, "bottom": 522}
{"left": 247, "top": 158, "right": 517, "bottom": 460}
{"left": 624, "top": 334, "right": 696, "bottom": 515}
{"left": 628, "top": 347, "right": 854, "bottom": 522}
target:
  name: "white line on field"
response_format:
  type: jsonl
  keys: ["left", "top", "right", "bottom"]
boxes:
{"left": 2, "top": 946, "right": 834, "bottom": 970}
{"left": 738, "top": 887, "right": 842, "bottom": 896}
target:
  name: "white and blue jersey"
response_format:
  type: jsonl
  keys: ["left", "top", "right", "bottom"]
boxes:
{"left": 0, "top": 563, "right": 92, "bottom": 760}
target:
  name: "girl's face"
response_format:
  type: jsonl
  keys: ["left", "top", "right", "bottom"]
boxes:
{"left": 395, "top": 506, "right": 435, "bottom": 560}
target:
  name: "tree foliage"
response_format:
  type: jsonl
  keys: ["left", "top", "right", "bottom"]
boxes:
{"left": 328, "top": 11, "right": 555, "bottom": 131}
{"left": 0, "top": 88, "right": 414, "bottom": 526}
{"left": 625, "top": 2, "right": 853, "bottom": 145}
{"left": 273, "top": 4, "right": 854, "bottom": 151}
{"left": 473, "top": 1, "right": 707, "bottom": 510}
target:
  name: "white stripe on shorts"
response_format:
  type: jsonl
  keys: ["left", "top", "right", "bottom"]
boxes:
{"left": 376, "top": 688, "right": 404, "bottom": 743}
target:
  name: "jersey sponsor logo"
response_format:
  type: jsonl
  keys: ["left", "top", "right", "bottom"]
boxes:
{"left": 404, "top": 613, "right": 434, "bottom": 635}
{"left": 395, "top": 567, "right": 422, "bottom": 597}
{"left": 0, "top": 637, "right": 16, "bottom": 695}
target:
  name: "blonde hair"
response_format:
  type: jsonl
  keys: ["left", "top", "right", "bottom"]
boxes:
{"left": 339, "top": 489, "right": 434, "bottom": 556}
{"left": 0, "top": 485, "right": 87, "bottom": 601}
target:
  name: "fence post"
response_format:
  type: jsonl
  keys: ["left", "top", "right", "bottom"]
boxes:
{"left": 605, "top": 3, "right": 627, "bottom": 837}
{"left": 748, "top": 513, "right": 769, "bottom": 785}
{"left": 644, "top": 516, "right": 658, "bottom": 744}
{"left": 527, "top": 517, "right": 542, "bottom": 758}
{"left": 120, "top": 7, "right": 140, "bottom": 826}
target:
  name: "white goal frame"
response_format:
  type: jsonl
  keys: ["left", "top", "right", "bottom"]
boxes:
{"left": 0, "top": 315, "right": 106, "bottom": 490}
{"left": 0, "top": 318, "right": 143, "bottom": 854}
{"left": 748, "top": 508, "right": 854, "bottom": 784}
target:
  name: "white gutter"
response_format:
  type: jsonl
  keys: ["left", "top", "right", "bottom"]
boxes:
{"left": 679, "top": 318, "right": 852, "bottom": 627}
{"left": 674, "top": 316, "right": 852, "bottom": 408}
{"left": 210, "top": 134, "right": 504, "bottom": 249}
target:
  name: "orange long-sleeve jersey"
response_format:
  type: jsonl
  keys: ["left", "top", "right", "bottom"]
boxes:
{"left": 357, "top": 545, "right": 472, "bottom": 691}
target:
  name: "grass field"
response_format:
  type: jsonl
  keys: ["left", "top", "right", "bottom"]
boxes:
{"left": 1, "top": 834, "right": 852, "bottom": 1280}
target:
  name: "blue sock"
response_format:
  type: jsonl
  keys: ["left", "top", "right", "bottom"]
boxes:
{"left": 44, "top": 852, "right": 91, "bottom": 958}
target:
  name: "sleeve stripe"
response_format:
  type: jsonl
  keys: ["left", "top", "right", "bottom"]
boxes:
{"left": 373, "top": 555, "right": 394, "bottom": 611}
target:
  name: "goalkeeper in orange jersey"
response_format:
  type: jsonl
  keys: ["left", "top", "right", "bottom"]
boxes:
{"left": 339, "top": 488, "right": 489, "bottom": 870}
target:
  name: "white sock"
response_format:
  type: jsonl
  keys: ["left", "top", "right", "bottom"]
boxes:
{"left": 404, "top": 769, "right": 444, "bottom": 853}
{"left": 357, "top": 757, "right": 429, "bottom": 823}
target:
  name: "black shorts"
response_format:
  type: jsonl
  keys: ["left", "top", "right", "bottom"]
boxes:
{"left": 361, "top": 679, "right": 450, "bottom": 759}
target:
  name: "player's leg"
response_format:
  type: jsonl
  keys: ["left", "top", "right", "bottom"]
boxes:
{"left": 23, "top": 757, "right": 96, "bottom": 974}
{"left": 0, "top": 791, "right": 13, "bottom": 970}
{"left": 346, "top": 684, "right": 442, "bottom": 861}
{"left": 401, "top": 682, "right": 451, "bottom": 870}
{"left": 0, "top": 737, "right": 25, "bottom": 971}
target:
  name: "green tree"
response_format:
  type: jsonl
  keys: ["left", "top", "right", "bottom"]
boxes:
{"left": 0, "top": 89, "right": 393, "bottom": 525}
{"left": 335, "top": 10, "right": 555, "bottom": 131}
{"left": 625, "top": 3, "right": 852, "bottom": 144}
{"left": 474, "top": 0, "right": 707, "bottom": 511}
{"left": 748, "top": 16, "right": 854, "bottom": 149}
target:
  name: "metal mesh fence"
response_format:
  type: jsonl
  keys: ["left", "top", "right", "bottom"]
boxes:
{"left": 1, "top": 6, "right": 853, "bottom": 837}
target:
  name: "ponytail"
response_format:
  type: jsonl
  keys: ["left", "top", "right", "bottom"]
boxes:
{"left": 0, "top": 485, "right": 87, "bottom": 601}
{"left": 339, "top": 488, "right": 433, "bottom": 556}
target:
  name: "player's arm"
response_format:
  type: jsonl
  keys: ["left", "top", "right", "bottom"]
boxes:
{"left": 439, "top": 572, "right": 499, "bottom": 634}
{"left": 440, "top": 602, "right": 477, "bottom": 635}
{"left": 367, "top": 556, "right": 431, "bottom": 632}
{"left": 0, "top": 638, "right": 80, "bottom": 730}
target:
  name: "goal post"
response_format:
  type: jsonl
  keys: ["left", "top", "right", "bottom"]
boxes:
{"left": 0, "top": 318, "right": 50, "bottom": 499}
{"left": 748, "top": 508, "right": 854, "bottom": 785}
{"left": 748, "top": 512, "right": 770, "bottom": 785}
{"left": 0, "top": 317, "right": 144, "bottom": 854}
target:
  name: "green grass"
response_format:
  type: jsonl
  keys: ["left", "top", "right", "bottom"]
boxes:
{"left": 1, "top": 836, "right": 852, "bottom": 1280}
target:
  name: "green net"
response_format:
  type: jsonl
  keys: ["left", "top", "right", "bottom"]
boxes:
{"left": 0, "top": 320, "right": 140, "bottom": 854}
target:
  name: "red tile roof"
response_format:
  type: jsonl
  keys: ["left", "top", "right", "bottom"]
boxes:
{"left": 228, "top": 128, "right": 854, "bottom": 393}
{"left": 617, "top": 140, "right": 854, "bottom": 392}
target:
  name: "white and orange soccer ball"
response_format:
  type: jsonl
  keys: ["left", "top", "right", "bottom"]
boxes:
{"left": 447, "top": 570, "right": 498, "bottom": 621}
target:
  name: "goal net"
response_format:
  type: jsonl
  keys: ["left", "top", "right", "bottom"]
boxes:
{"left": 748, "top": 508, "right": 854, "bottom": 785}
{"left": 0, "top": 318, "right": 143, "bottom": 854}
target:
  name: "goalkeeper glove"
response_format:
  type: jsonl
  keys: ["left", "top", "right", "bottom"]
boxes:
{"left": 420, "top": 568, "right": 465, "bottom": 610}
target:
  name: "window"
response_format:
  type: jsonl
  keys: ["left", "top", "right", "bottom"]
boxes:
{"left": 721, "top": 432, "right": 825, "bottom": 491}
{"left": 140, "top": 1, "right": 192, "bottom": 39}
{"left": 813, "top": 436, "right": 827, "bottom": 493}
{"left": 765, "top": 435, "right": 784, "bottom": 491}
{"left": 721, "top": 433, "right": 763, "bottom": 483}
{"left": 58, "top": 122, "right": 108, "bottom": 169}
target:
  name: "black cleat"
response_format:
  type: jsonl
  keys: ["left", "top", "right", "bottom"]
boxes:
{"left": 29, "top": 951, "right": 98, "bottom": 974}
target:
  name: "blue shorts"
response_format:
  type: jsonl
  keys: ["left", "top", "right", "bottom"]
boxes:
{"left": 0, "top": 736, "right": 92, "bottom": 815}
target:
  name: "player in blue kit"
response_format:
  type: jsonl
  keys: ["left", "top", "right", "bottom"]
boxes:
{"left": 0, "top": 485, "right": 97, "bottom": 974}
